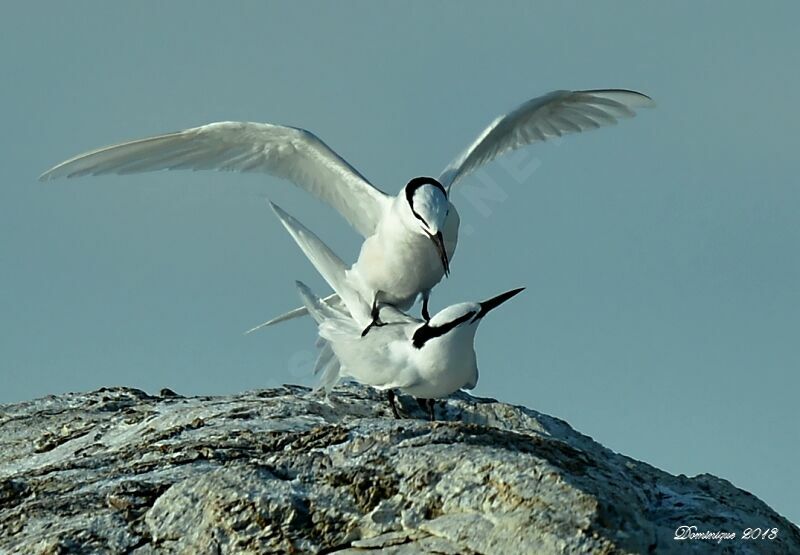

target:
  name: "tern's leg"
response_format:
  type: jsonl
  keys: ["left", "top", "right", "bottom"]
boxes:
{"left": 361, "top": 293, "right": 387, "bottom": 337}
{"left": 387, "top": 390, "right": 402, "bottom": 419}
{"left": 416, "top": 397, "right": 436, "bottom": 421}
{"left": 421, "top": 290, "right": 431, "bottom": 322}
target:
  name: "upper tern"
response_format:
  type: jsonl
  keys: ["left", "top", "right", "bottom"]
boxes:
{"left": 39, "top": 89, "right": 653, "bottom": 332}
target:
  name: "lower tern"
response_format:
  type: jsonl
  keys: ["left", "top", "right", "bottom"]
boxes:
{"left": 39, "top": 89, "right": 652, "bottom": 332}
{"left": 270, "top": 201, "right": 523, "bottom": 417}
{"left": 298, "top": 280, "right": 522, "bottom": 419}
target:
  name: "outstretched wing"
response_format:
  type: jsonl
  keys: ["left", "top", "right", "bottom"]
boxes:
{"left": 439, "top": 89, "right": 654, "bottom": 190}
{"left": 40, "top": 122, "right": 391, "bottom": 237}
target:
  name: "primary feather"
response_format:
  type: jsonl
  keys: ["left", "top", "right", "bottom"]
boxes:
{"left": 40, "top": 122, "right": 391, "bottom": 237}
{"left": 439, "top": 89, "right": 654, "bottom": 190}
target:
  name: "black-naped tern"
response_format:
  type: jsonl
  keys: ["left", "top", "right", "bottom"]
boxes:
{"left": 269, "top": 200, "right": 523, "bottom": 418}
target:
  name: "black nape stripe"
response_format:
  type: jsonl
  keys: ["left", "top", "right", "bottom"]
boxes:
{"left": 412, "top": 311, "right": 475, "bottom": 349}
{"left": 406, "top": 177, "right": 447, "bottom": 228}
{"left": 405, "top": 177, "right": 447, "bottom": 206}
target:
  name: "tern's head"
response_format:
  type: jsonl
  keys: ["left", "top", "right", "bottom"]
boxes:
{"left": 411, "top": 287, "right": 525, "bottom": 349}
{"left": 403, "top": 176, "right": 451, "bottom": 275}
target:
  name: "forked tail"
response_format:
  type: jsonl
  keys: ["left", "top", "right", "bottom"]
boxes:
{"left": 270, "top": 201, "right": 370, "bottom": 326}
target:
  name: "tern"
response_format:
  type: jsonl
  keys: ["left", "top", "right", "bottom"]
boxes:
{"left": 39, "top": 89, "right": 652, "bottom": 333}
{"left": 269, "top": 200, "right": 523, "bottom": 419}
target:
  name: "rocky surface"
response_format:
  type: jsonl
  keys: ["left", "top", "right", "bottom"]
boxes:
{"left": 0, "top": 384, "right": 797, "bottom": 554}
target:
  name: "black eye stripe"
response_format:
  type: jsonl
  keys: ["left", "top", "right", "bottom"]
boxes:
{"left": 412, "top": 311, "right": 476, "bottom": 349}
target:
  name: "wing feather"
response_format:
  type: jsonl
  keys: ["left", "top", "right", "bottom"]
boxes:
{"left": 40, "top": 122, "right": 390, "bottom": 237}
{"left": 243, "top": 293, "right": 343, "bottom": 334}
{"left": 439, "top": 89, "right": 654, "bottom": 190}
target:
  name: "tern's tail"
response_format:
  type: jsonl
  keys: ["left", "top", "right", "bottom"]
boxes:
{"left": 296, "top": 280, "right": 362, "bottom": 340}
{"left": 313, "top": 341, "right": 340, "bottom": 392}
{"left": 244, "top": 293, "right": 343, "bottom": 335}
{"left": 296, "top": 281, "right": 338, "bottom": 324}
{"left": 270, "top": 202, "right": 370, "bottom": 326}
{"left": 295, "top": 281, "right": 344, "bottom": 392}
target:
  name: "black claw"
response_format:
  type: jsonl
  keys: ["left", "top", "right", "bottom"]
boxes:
{"left": 360, "top": 318, "right": 386, "bottom": 337}
{"left": 363, "top": 294, "right": 387, "bottom": 337}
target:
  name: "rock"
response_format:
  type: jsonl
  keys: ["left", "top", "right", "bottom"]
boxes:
{"left": 0, "top": 384, "right": 797, "bottom": 554}
{"left": 158, "top": 389, "right": 181, "bottom": 399}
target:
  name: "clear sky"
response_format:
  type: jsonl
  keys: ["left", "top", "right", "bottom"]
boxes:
{"left": 1, "top": 1, "right": 797, "bottom": 524}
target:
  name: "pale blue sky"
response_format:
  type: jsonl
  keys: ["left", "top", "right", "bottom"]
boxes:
{"left": 1, "top": 2, "right": 798, "bottom": 524}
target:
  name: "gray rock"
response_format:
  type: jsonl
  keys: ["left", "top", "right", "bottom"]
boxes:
{"left": 0, "top": 384, "right": 797, "bottom": 554}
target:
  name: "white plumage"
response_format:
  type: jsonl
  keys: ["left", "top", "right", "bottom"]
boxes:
{"left": 40, "top": 89, "right": 653, "bottom": 331}
{"left": 270, "top": 201, "right": 523, "bottom": 399}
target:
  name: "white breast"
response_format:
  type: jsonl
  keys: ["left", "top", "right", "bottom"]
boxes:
{"left": 350, "top": 224, "right": 444, "bottom": 306}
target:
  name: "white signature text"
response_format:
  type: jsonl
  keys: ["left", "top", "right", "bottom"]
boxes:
{"left": 674, "top": 525, "right": 779, "bottom": 543}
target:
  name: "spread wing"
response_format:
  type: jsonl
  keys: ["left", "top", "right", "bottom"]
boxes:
{"left": 40, "top": 122, "right": 391, "bottom": 237}
{"left": 439, "top": 89, "right": 654, "bottom": 191}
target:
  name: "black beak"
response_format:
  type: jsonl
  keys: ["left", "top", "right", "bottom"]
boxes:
{"left": 477, "top": 287, "right": 525, "bottom": 318}
{"left": 429, "top": 231, "right": 450, "bottom": 277}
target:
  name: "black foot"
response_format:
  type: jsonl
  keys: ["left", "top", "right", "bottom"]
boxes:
{"left": 416, "top": 397, "right": 436, "bottom": 421}
{"left": 387, "top": 390, "right": 402, "bottom": 419}
{"left": 360, "top": 318, "right": 386, "bottom": 337}
{"left": 421, "top": 292, "right": 431, "bottom": 322}
{"left": 362, "top": 294, "right": 387, "bottom": 337}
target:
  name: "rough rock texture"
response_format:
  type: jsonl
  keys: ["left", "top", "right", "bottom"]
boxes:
{"left": 0, "top": 384, "right": 797, "bottom": 554}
